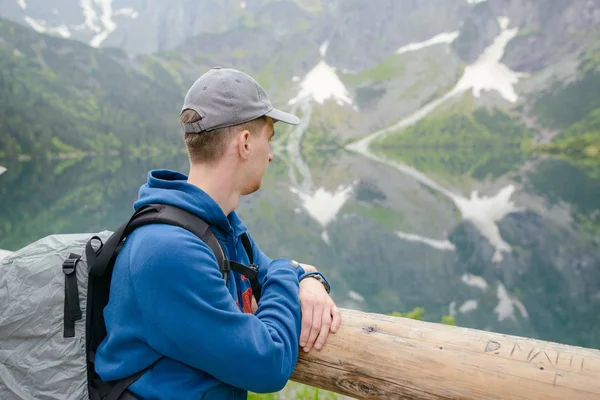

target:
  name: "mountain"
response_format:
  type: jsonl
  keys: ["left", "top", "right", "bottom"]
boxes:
{"left": 0, "top": 0, "right": 242, "bottom": 54}
{"left": 493, "top": 0, "right": 600, "bottom": 73}
{"left": 1, "top": 0, "right": 598, "bottom": 193}
{"left": 0, "top": 17, "right": 186, "bottom": 159}
{"left": 0, "top": 0, "right": 333, "bottom": 55}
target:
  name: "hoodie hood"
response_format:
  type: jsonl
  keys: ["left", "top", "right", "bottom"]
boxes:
{"left": 133, "top": 169, "right": 248, "bottom": 238}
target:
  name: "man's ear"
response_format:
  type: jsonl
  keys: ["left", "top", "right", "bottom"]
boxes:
{"left": 237, "top": 129, "right": 251, "bottom": 160}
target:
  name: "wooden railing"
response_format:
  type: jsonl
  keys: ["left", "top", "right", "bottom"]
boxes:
{"left": 290, "top": 308, "right": 600, "bottom": 400}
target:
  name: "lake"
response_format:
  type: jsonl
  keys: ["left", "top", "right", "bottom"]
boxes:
{"left": 1, "top": 133, "right": 599, "bottom": 350}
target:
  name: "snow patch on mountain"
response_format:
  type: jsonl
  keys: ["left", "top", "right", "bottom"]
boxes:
{"left": 459, "top": 300, "right": 479, "bottom": 313}
{"left": 114, "top": 8, "right": 139, "bottom": 18}
{"left": 81, "top": 0, "right": 101, "bottom": 34}
{"left": 454, "top": 17, "right": 527, "bottom": 103}
{"left": 288, "top": 41, "right": 355, "bottom": 108}
{"left": 24, "top": 16, "right": 71, "bottom": 38}
{"left": 83, "top": 0, "right": 116, "bottom": 47}
{"left": 395, "top": 231, "right": 456, "bottom": 251}
{"left": 495, "top": 283, "right": 529, "bottom": 322}
{"left": 454, "top": 185, "right": 522, "bottom": 263}
{"left": 319, "top": 41, "right": 329, "bottom": 57}
{"left": 288, "top": 61, "right": 354, "bottom": 107}
{"left": 290, "top": 185, "right": 356, "bottom": 228}
{"left": 19, "top": 0, "right": 138, "bottom": 48}
{"left": 461, "top": 274, "right": 489, "bottom": 291}
{"left": 396, "top": 31, "right": 459, "bottom": 55}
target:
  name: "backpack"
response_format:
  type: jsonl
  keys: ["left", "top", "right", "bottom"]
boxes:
{"left": 0, "top": 203, "right": 262, "bottom": 400}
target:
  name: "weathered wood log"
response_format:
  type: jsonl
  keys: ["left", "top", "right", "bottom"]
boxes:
{"left": 290, "top": 308, "right": 600, "bottom": 400}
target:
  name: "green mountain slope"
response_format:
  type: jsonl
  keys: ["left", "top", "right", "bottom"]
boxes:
{"left": 370, "top": 93, "right": 531, "bottom": 182}
{"left": 532, "top": 56, "right": 600, "bottom": 171}
{"left": 0, "top": 18, "right": 184, "bottom": 160}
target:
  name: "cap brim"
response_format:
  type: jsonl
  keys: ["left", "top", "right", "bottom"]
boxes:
{"left": 265, "top": 108, "right": 300, "bottom": 125}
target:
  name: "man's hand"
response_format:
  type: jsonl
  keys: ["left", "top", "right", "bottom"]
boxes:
{"left": 298, "top": 265, "right": 341, "bottom": 353}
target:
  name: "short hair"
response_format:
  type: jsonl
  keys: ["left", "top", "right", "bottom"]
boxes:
{"left": 180, "top": 109, "right": 267, "bottom": 164}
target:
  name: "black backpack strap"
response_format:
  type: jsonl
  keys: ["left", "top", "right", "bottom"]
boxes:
{"left": 240, "top": 233, "right": 253, "bottom": 264}
{"left": 103, "top": 357, "right": 162, "bottom": 400}
{"left": 238, "top": 233, "right": 262, "bottom": 302}
{"left": 119, "top": 205, "right": 259, "bottom": 298}
{"left": 130, "top": 204, "right": 229, "bottom": 280}
{"left": 62, "top": 253, "right": 82, "bottom": 338}
{"left": 85, "top": 235, "right": 119, "bottom": 400}
{"left": 90, "top": 204, "right": 229, "bottom": 280}
{"left": 89, "top": 205, "right": 154, "bottom": 277}
{"left": 86, "top": 351, "right": 160, "bottom": 400}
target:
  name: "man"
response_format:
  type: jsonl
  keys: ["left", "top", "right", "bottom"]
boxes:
{"left": 94, "top": 67, "right": 341, "bottom": 399}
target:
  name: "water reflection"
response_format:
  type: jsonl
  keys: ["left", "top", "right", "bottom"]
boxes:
{"left": 345, "top": 146, "right": 523, "bottom": 263}
{"left": 284, "top": 103, "right": 356, "bottom": 243}
{"left": 0, "top": 145, "right": 598, "bottom": 349}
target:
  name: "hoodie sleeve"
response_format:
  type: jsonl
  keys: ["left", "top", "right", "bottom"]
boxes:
{"left": 128, "top": 225, "right": 302, "bottom": 394}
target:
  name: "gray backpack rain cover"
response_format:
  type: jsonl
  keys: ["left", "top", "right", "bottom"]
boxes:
{"left": 0, "top": 231, "right": 112, "bottom": 400}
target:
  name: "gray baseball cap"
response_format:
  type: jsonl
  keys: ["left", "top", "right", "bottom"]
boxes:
{"left": 181, "top": 67, "right": 300, "bottom": 133}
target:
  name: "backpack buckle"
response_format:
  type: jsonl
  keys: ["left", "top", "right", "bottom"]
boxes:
{"left": 62, "top": 255, "right": 80, "bottom": 275}
{"left": 245, "top": 264, "right": 259, "bottom": 280}
{"left": 227, "top": 261, "right": 259, "bottom": 280}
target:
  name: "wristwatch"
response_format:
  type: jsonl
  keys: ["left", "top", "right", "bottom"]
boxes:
{"left": 299, "top": 271, "right": 331, "bottom": 294}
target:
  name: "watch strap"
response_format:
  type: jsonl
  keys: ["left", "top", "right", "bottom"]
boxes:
{"left": 299, "top": 271, "right": 331, "bottom": 294}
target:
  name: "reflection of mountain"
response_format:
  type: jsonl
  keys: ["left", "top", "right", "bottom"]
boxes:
{"left": 346, "top": 146, "right": 523, "bottom": 263}
{"left": 381, "top": 146, "right": 529, "bottom": 183}
{"left": 0, "top": 155, "right": 189, "bottom": 250}
{"left": 1, "top": 139, "right": 599, "bottom": 349}
{"left": 270, "top": 146, "right": 600, "bottom": 348}
{"left": 526, "top": 159, "right": 600, "bottom": 240}
{"left": 451, "top": 210, "right": 600, "bottom": 348}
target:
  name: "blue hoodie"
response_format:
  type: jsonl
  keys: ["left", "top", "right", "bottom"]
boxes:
{"left": 95, "top": 169, "right": 306, "bottom": 399}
